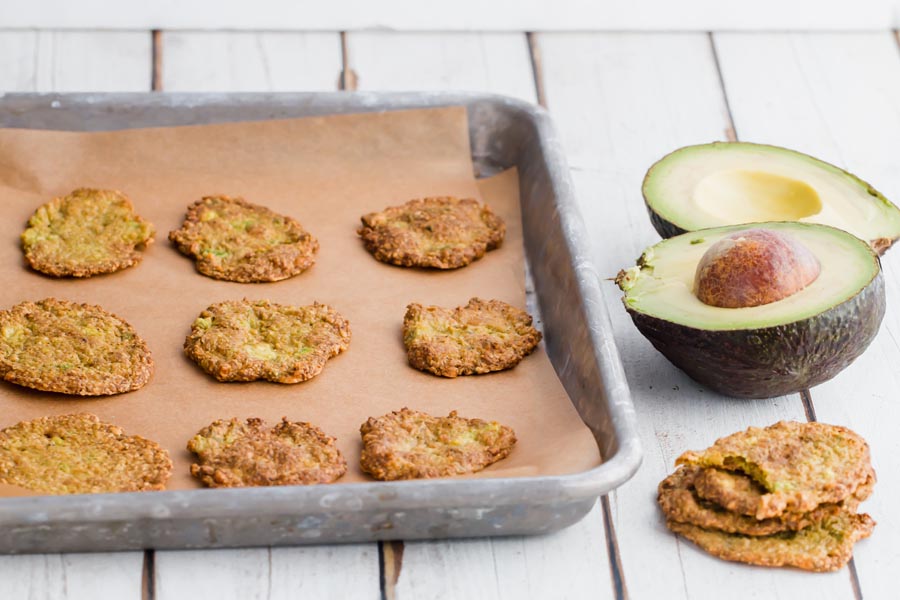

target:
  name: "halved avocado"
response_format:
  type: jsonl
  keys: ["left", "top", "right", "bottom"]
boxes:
{"left": 615, "top": 222, "right": 884, "bottom": 399}
{"left": 643, "top": 142, "right": 900, "bottom": 254}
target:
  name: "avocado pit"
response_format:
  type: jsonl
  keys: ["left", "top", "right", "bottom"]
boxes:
{"left": 694, "top": 228, "right": 821, "bottom": 309}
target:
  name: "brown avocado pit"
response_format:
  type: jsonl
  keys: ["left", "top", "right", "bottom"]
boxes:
{"left": 694, "top": 228, "right": 820, "bottom": 309}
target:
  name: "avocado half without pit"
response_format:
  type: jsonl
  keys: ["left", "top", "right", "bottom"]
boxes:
{"left": 643, "top": 142, "right": 900, "bottom": 254}
{"left": 615, "top": 222, "right": 885, "bottom": 399}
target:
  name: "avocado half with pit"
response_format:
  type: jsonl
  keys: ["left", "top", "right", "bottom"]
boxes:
{"left": 615, "top": 222, "right": 884, "bottom": 399}
{"left": 643, "top": 142, "right": 900, "bottom": 254}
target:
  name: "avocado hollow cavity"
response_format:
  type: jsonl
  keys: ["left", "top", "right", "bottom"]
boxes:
{"left": 615, "top": 222, "right": 884, "bottom": 398}
{"left": 694, "top": 170, "right": 823, "bottom": 223}
{"left": 694, "top": 228, "right": 821, "bottom": 309}
{"left": 643, "top": 142, "right": 900, "bottom": 254}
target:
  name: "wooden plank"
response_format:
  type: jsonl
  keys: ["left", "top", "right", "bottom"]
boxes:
{"left": 0, "top": 552, "right": 144, "bottom": 599}
{"left": 715, "top": 30, "right": 900, "bottom": 598}
{"left": 344, "top": 31, "right": 612, "bottom": 600}
{"left": 345, "top": 32, "right": 537, "bottom": 102}
{"left": 155, "top": 545, "right": 381, "bottom": 600}
{"left": 0, "top": 1, "right": 892, "bottom": 31}
{"left": 394, "top": 502, "right": 611, "bottom": 600}
{"left": 0, "top": 30, "right": 151, "bottom": 91}
{"left": 162, "top": 32, "right": 342, "bottom": 91}
{"left": 538, "top": 32, "right": 856, "bottom": 598}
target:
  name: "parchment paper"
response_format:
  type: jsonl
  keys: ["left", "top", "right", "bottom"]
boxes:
{"left": 0, "top": 107, "right": 601, "bottom": 495}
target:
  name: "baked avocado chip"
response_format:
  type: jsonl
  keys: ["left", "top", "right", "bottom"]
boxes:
{"left": 643, "top": 142, "right": 900, "bottom": 254}
{"left": 187, "top": 417, "right": 346, "bottom": 487}
{"left": 403, "top": 298, "right": 541, "bottom": 377}
{"left": 359, "top": 408, "right": 516, "bottom": 480}
{"left": 667, "top": 511, "right": 875, "bottom": 572}
{"left": 0, "top": 298, "right": 153, "bottom": 396}
{"left": 184, "top": 300, "right": 350, "bottom": 384}
{"left": 676, "top": 421, "right": 874, "bottom": 519}
{"left": 0, "top": 413, "right": 171, "bottom": 494}
{"left": 358, "top": 197, "right": 505, "bottom": 269}
{"left": 22, "top": 188, "right": 155, "bottom": 277}
{"left": 616, "top": 222, "right": 884, "bottom": 398}
{"left": 169, "top": 196, "right": 318, "bottom": 282}
{"left": 658, "top": 466, "right": 850, "bottom": 537}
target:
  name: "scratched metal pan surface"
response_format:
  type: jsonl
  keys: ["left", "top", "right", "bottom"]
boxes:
{"left": 0, "top": 92, "right": 641, "bottom": 553}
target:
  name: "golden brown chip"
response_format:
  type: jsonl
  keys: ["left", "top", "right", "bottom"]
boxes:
{"left": 0, "top": 414, "right": 171, "bottom": 494}
{"left": 184, "top": 299, "right": 350, "bottom": 383}
{"left": 676, "top": 421, "right": 873, "bottom": 519}
{"left": 403, "top": 297, "right": 541, "bottom": 377}
{"left": 359, "top": 407, "right": 516, "bottom": 480}
{"left": 693, "top": 466, "right": 874, "bottom": 519}
{"left": 0, "top": 298, "right": 153, "bottom": 395}
{"left": 667, "top": 511, "right": 875, "bottom": 572}
{"left": 21, "top": 188, "right": 155, "bottom": 277}
{"left": 169, "top": 195, "right": 318, "bottom": 282}
{"left": 658, "top": 466, "right": 853, "bottom": 536}
{"left": 358, "top": 197, "right": 505, "bottom": 269}
{"left": 187, "top": 417, "right": 347, "bottom": 488}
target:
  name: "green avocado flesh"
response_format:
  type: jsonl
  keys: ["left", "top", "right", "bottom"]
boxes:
{"left": 620, "top": 222, "right": 877, "bottom": 330}
{"left": 617, "top": 222, "right": 885, "bottom": 398}
{"left": 643, "top": 142, "right": 900, "bottom": 252}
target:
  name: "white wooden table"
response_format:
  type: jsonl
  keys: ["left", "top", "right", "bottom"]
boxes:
{"left": 2, "top": 24, "right": 900, "bottom": 600}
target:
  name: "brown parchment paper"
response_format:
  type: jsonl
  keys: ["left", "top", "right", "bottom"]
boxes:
{"left": 0, "top": 107, "right": 600, "bottom": 495}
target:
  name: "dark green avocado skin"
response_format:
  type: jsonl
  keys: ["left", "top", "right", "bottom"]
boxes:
{"left": 625, "top": 272, "right": 885, "bottom": 399}
{"left": 645, "top": 203, "right": 687, "bottom": 239}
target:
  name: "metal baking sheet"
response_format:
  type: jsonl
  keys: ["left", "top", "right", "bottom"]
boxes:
{"left": 0, "top": 92, "right": 641, "bottom": 553}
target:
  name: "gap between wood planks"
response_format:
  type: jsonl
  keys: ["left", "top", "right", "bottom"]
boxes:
{"left": 151, "top": 30, "right": 162, "bottom": 91}
{"left": 141, "top": 549, "right": 155, "bottom": 600}
{"left": 707, "top": 32, "right": 863, "bottom": 600}
{"left": 339, "top": 31, "right": 358, "bottom": 91}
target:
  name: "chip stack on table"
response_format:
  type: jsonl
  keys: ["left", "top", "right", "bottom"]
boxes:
{"left": 658, "top": 421, "right": 875, "bottom": 572}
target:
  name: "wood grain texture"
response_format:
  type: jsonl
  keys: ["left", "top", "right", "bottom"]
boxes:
{"left": 161, "top": 32, "right": 342, "bottom": 91}
{"left": 0, "top": 553, "right": 144, "bottom": 600}
{"left": 155, "top": 545, "right": 381, "bottom": 600}
{"left": 394, "top": 502, "right": 612, "bottom": 600}
{"left": 346, "top": 32, "right": 537, "bottom": 103}
{"left": 0, "top": 30, "right": 151, "bottom": 91}
{"left": 538, "top": 31, "right": 856, "bottom": 598}
{"left": 0, "top": 1, "right": 892, "bottom": 31}
{"left": 715, "top": 31, "right": 900, "bottom": 599}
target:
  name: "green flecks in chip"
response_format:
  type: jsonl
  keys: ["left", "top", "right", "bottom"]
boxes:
{"left": 184, "top": 299, "right": 350, "bottom": 384}
{"left": 170, "top": 196, "right": 318, "bottom": 283}
{"left": 21, "top": 188, "right": 155, "bottom": 278}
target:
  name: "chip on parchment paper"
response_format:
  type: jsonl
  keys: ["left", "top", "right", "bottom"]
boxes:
{"left": 403, "top": 297, "right": 541, "bottom": 377}
{"left": 0, "top": 414, "right": 171, "bottom": 494}
{"left": 184, "top": 299, "right": 350, "bottom": 384}
{"left": 169, "top": 195, "right": 318, "bottom": 282}
{"left": 359, "top": 407, "right": 516, "bottom": 481}
{"left": 22, "top": 188, "right": 155, "bottom": 277}
{"left": 187, "top": 417, "right": 347, "bottom": 488}
{"left": 0, "top": 298, "right": 153, "bottom": 396}
{"left": 358, "top": 196, "right": 505, "bottom": 269}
